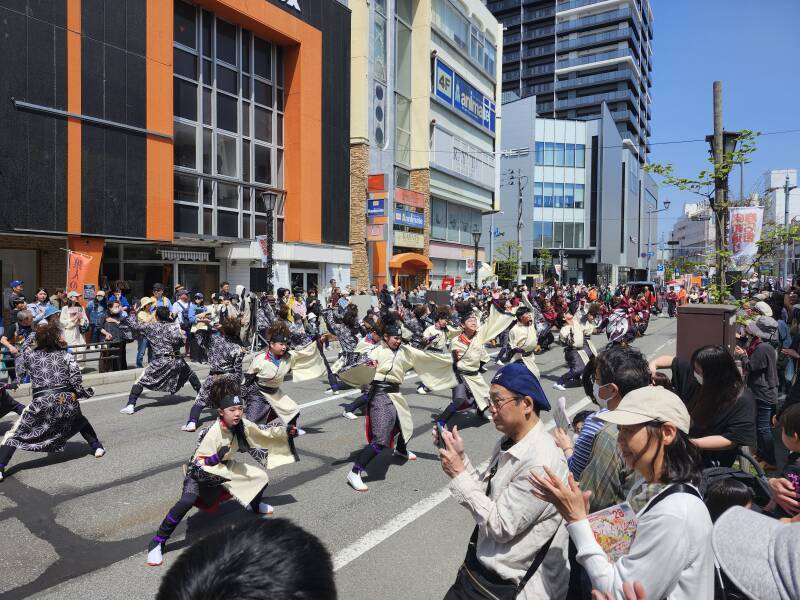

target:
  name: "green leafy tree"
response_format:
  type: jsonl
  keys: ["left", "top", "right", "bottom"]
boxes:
{"left": 495, "top": 241, "right": 521, "bottom": 285}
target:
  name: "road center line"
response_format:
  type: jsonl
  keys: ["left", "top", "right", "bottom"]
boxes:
{"left": 332, "top": 396, "right": 594, "bottom": 572}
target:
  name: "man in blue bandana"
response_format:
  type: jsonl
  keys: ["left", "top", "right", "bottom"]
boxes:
{"left": 436, "top": 362, "right": 571, "bottom": 599}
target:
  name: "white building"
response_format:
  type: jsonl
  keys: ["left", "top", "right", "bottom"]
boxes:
{"left": 669, "top": 202, "right": 715, "bottom": 265}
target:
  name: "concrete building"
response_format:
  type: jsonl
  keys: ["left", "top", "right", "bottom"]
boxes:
{"left": 485, "top": 96, "right": 658, "bottom": 286}
{"left": 0, "top": 0, "right": 352, "bottom": 300}
{"left": 668, "top": 202, "right": 715, "bottom": 265}
{"left": 761, "top": 169, "right": 800, "bottom": 226}
{"left": 350, "top": 0, "right": 502, "bottom": 289}
{"left": 485, "top": 0, "right": 653, "bottom": 161}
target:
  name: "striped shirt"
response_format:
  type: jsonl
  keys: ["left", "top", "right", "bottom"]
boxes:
{"left": 568, "top": 409, "right": 606, "bottom": 480}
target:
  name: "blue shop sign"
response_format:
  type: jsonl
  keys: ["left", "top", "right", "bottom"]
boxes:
{"left": 367, "top": 198, "right": 385, "bottom": 216}
{"left": 434, "top": 58, "right": 495, "bottom": 134}
{"left": 394, "top": 207, "right": 424, "bottom": 228}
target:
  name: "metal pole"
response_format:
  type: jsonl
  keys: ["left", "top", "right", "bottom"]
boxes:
{"left": 266, "top": 206, "right": 274, "bottom": 294}
{"left": 474, "top": 239, "right": 479, "bottom": 290}
{"left": 783, "top": 174, "right": 797, "bottom": 287}
{"left": 712, "top": 81, "right": 726, "bottom": 294}
{"left": 516, "top": 173, "right": 523, "bottom": 285}
{"left": 489, "top": 212, "right": 494, "bottom": 265}
{"left": 646, "top": 207, "right": 652, "bottom": 281}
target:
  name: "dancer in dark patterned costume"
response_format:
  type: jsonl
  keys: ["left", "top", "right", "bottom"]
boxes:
{"left": 0, "top": 322, "right": 104, "bottom": 482}
{"left": 181, "top": 316, "right": 247, "bottom": 432}
{"left": 120, "top": 306, "right": 202, "bottom": 415}
{"left": 322, "top": 304, "right": 363, "bottom": 394}
{"left": 146, "top": 382, "right": 298, "bottom": 566}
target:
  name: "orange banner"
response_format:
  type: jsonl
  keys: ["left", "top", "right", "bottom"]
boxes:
{"left": 66, "top": 251, "right": 93, "bottom": 297}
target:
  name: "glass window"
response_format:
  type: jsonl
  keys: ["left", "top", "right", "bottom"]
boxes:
{"left": 535, "top": 141, "right": 545, "bottom": 166}
{"left": 216, "top": 132, "right": 237, "bottom": 176}
{"left": 217, "top": 182, "right": 238, "bottom": 209}
{"left": 576, "top": 144, "right": 586, "bottom": 168}
{"left": 243, "top": 139, "right": 251, "bottom": 182}
{"left": 217, "top": 210, "right": 238, "bottom": 237}
{"left": 431, "top": 198, "right": 447, "bottom": 240}
{"left": 241, "top": 30, "right": 250, "bottom": 73}
{"left": 565, "top": 143, "right": 575, "bottom": 167}
{"left": 276, "top": 114, "right": 283, "bottom": 146}
{"left": 242, "top": 187, "right": 251, "bottom": 211}
{"left": 175, "top": 174, "right": 197, "bottom": 202}
{"left": 543, "top": 182, "right": 554, "bottom": 207}
{"left": 202, "top": 179, "right": 212, "bottom": 205}
{"left": 374, "top": 12, "right": 388, "bottom": 82}
{"left": 202, "top": 59, "right": 212, "bottom": 83}
{"left": 276, "top": 46, "right": 283, "bottom": 87}
{"left": 216, "top": 19, "right": 237, "bottom": 65}
{"left": 216, "top": 92, "right": 238, "bottom": 132}
{"left": 254, "top": 214, "right": 267, "bottom": 236}
{"left": 202, "top": 128, "right": 212, "bottom": 173}
{"left": 543, "top": 222, "right": 553, "bottom": 248}
{"left": 395, "top": 94, "right": 411, "bottom": 167}
{"left": 255, "top": 81, "right": 273, "bottom": 107}
{"left": 203, "top": 207, "right": 213, "bottom": 234}
{"left": 174, "top": 121, "right": 196, "bottom": 168}
{"left": 484, "top": 39, "right": 496, "bottom": 74}
{"left": 242, "top": 75, "right": 251, "bottom": 99}
{"left": 575, "top": 223, "right": 584, "bottom": 247}
{"left": 254, "top": 106, "right": 272, "bottom": 142}
{"left": 174, "top": 78, "right": 197, "bottom": 121}
{"left": 202, "top": 87, "right": 212, "bottom": 125}
{"left": 554, "top": 143, "right": 565, "bottom": 167}
{"left": 174, "top": 0, "right": 196, "bottom": 49}
{"left": 553, "top": 222, "right": 563, "bottom": 247}
{"left": 243, "top": 212, "right": 251, "bottom": 239}
{"left": 544, "top": 142, "right": 555, "bottom": 166}
{"left": 276, "top": 149, "right": 284, "bottom": 187}
{"left": 447, "top": 202, "right": 461, "bottom": 243}
{"left": 254, "top": 37, "right": 272, "bottom": 80}
{"left": 564, "top": 183, "right": 574, "bottom": 208}
{"left": 201, "top": 10, "right": 212, "bottom": 57}
{"left": 395, "top": 166, "right": 410, "bottom": 189}
{"left": 174, "top": 204, "right": 198, "bottom": 234}
{"left": 396, "top": 0, "right": 412, "bottom": 23}
{"left": 534, "top": 182, "right": 543, "bottom": 207}
{"left": 574, "top": 184, "right": 585, "bottom": 209}
{"left": 564, "top": 222, "right": 574, "bottom": 247}
{"left": 395, "top": 20, "right": 412, "bottom": 97}
{"left": 533, "top": 221, "right": 543, "bottom": 248}
{"left": 254, "top": 144, "right": 271, "bottom": 184}
{"left": 242, "top": 101, "right": 250, "bottom": 136}
{"left": 553, "top": 182, "right": 564, "bottom": 208}
{"left": 174, "top": 48, "right": 197, "bottom": 79}
{"left": 216, "top": 65, "right": 238, "bottom": 94}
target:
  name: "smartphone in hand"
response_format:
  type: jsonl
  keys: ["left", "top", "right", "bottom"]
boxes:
{"left": 436, "top": 422, "right": 447, "bottom": 449}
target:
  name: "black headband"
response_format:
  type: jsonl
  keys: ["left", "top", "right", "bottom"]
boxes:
{"left": 270, "top": 332, "right": 289, "bottom": 343}
{"left": 218, "top": 395, "right": 243, "bottom": 410}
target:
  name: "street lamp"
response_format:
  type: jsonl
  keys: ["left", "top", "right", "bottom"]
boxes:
{"left": 647, "top": 198, "right": 670, "bottom": 281}
{"left": 471, "top": 230, "right": 481, "bottom": 290}
{"left": 260, "top": 191, "right": 278, "bottom": 294}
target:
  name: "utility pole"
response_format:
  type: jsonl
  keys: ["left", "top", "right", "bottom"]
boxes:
{"left": 783, "top": 174, "right": 798, "bottom": 287}
{"left": 516, "top": 173, "right": 523, "bottom": 285}
{"left": 711, "top": 81, "right": 726, "bottom": 295}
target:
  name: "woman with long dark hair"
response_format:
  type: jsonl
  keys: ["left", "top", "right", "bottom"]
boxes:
{"left": 651, "top": 345, "right": 756, "bottom": 468}
{"left": 530, "top": 386, "right": 714, "bottom": 599}
{"left": 0, "top": 321, "right": 105, "bottom": 482}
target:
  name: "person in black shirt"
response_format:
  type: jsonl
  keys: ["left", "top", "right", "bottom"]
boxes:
{"left": 651, "top": 345, "right": 755, "bottom": 468}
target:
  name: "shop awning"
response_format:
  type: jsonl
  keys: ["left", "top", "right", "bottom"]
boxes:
{"left": 389, "top": 252, "right": 432, "bottom": 270}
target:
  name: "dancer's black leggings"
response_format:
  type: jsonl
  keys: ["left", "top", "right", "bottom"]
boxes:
{"left": 127, "top": 370, "right": 202, "bottom": 406}
{"left": 352, "top": 433, "right": 408, "bottom": 473}
{"left": 0, "top": 414, "right": 101, "bottom": 468}
{"left": 436, "top": 383, "right": 485, "bottom": 424}
{"left": 150, "top": 476, "right": 269, "bottom": 549}
{"left": 0, "top": 391, "right": 25, "bottom": 420}
{"left": 343, "top": 387, "right": 369, "bottom": 413}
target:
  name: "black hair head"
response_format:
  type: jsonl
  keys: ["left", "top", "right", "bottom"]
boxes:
{"left": 595, "top": 346, "right": 651, "bottom": 397}
{"left": 219, "top": 316, "right": 241, "bottom": 339}
{"left": 780, "top": 403, "right": 800, "bottom": 439}
{"left": 342, "top": 304, "right": 359, "bottom": 328}
{"left": 268, "top": 322, "right": 291, "bottom": 344}
{"left": 435, "top": 306, "right": 451, "bottom": 321}
{"left": 156, "top": 518, "right": 336, "bottom": 600}
{"left": 33, "top": 320, "right": 66, "bottom": 351}
{"left": 209, "top": 376, "right": 241, "bottom": 410}
{"left": 704, "top": 478, "right": 753, "bottom": 522}
{"left": 154, "top": 306, "right": 172, "bottom": 322}
{"left": 689, "top": 345, "right": 743, "bottom": 425}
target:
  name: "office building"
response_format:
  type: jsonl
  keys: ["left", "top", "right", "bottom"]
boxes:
{"left": 350, "top": 0, "right": 502, "bottom": 289}
{"left": 485, "top": 0, "right": 652, "bottom": 161}
{"left": 0, "top": 0, "right": 351, "bottom": 298}
{"left": 485, "top": 96, "right": 658, "bottom": 286}
{"left": 669, "top": 202, "right": 715, "bottom": 265}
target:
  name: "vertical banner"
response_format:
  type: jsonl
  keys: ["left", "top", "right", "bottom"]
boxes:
{"left": 729, "top": 207, "right": 764, "bottom": 266}
{"left": 66, "top": 251, "right": 93, "bottom": 297}
{"left": 465, "top": 257, "right": 475, "bottom": 274}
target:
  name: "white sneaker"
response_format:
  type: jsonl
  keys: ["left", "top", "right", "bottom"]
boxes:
{"left": 324, "top": 388, "right": 335, "bottom": 395}
{"left": 94, "top": 447, "right": 106, "bottom": 458}
{"left": 347, "top": 470, "right": 368, "bottom": 492}
{"left": 181, "top": 422, "right": 197, "bottom": 432}
{"left": 394, "top": 448, "right": 417, "bottom": 461}
{"left": 119, "top": 405, "right": 135, "bottom": 415}
{"left": 246, "top": 502, "right": 274, "bottom": 515}
{"left": 496, "top": 360, "right": 505, "bottom": 366}
{"left": 342, "top": 411, "right": 358, "bottom": 420}
{"left": 146, "top": 545, "right": 163, "bottom": 566}
{"left": 552, "top": 383, "right": 566, "bottom": 391}
{"left": 295, "top": 428, "right": 306, "bottom": 436}
{"left": 416, "top": 386, "right": 428, "bottom": 395}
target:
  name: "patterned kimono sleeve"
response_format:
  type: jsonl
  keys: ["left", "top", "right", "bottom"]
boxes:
{"left": 122, "top": 313, "right": 145, "bottom": 334}
{"left": 165, "top": 322, "right": 186, "bottom": 345}
{"left": 14, "top": 347, "right": 30, "bottom": 381}
{"left": 66, "top": 353, "right": 93, "bottom": 398}
{"left": 195, "top": 327, "right": 212, "bottom": 352}
{"left": 232, "top": 345, "right": 245, "bottom": 378}
{"left": 244, "top": 421, "right": 296, "bottom": 470}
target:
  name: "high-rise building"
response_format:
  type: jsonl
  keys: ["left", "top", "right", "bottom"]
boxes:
{"left": 485, "top": 0, "right": 652, "bottom": 161}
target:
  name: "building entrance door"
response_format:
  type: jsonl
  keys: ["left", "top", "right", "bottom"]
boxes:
{"left": 290, "top": 269, "right": 319, "bottom": 292}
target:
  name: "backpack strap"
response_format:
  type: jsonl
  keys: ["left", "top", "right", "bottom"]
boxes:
{"left": 641, "top": 482, "right": 702, "bottom": 516}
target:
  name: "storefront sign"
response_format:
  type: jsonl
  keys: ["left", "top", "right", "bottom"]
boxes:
{"left": 368, "top": 198, "right": 386, "bottom": 216}
{"left": 434, "top": 58, "right": 495, "bottom": 134}
{"left": 368, "top": 174, "right": 386, "bottom": 192}
{"left": 394, "top": 207, "right": 424, "bottom": 228}
{"left": 394, "top": 230, "right": 424, "bottom": 249}
{"left": 395, "top": 187, "right": 425, "bottom": 209}
{"left": 441, "top": 277, "right": 455, "bottom": 290}
{"left": 366, "top": 223, "right": 387, "bottom": 241}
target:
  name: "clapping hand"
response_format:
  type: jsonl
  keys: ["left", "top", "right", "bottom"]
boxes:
{"left": 529, "top": 466, "right": 591, "bottom": 524}
{"left": 437, "top": 425, "right": 465, "bottom": 479}
{"left": 591, "top": 581, "right": 647, "bottom": 600}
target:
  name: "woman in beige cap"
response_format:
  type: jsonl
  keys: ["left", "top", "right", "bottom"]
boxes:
{"left": 530, "top": 386, "right": 715, "bottom": 600}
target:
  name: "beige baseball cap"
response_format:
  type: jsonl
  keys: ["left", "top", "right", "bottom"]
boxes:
{"left": 595, "top": 386, "right": 691, "bottom": 434}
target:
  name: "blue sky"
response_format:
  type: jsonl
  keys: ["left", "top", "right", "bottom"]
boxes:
{"left": 648, "top": 0, "right": 800, "bottom": 237}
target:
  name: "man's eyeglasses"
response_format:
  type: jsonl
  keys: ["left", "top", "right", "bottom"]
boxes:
{"left": 487, "top": 393, "right": 521, "bottom": 410}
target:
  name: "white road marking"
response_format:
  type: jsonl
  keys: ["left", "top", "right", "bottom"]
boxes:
{"left": 332, "top": 396, "right": 594, "bottom": 572}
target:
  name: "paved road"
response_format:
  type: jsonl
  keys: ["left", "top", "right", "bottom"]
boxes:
{"left": 0, "top": 318, "right": 676, "bottom": 600}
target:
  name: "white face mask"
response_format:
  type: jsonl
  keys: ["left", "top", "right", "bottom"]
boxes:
{"left": 592, "top": 381, "right": 610, "bottom": 409}
{"left": 694, "top": 372, "right": 703, "bottom": 385}
{"left": 110, "top": 308, "right": 121, "bottom": 315}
